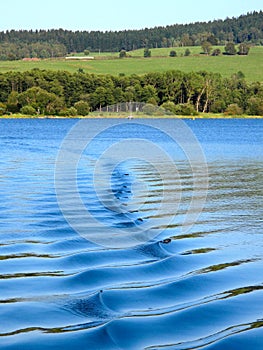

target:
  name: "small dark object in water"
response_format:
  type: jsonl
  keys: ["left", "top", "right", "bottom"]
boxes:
{"left": 161, "top": 238, "right": 171, "bottom": 244}
{"left": 137, "top": 218, "right": 143, "bottom": 222}
{"left": 124, "top": 173, "right": 129, "bottom": 176}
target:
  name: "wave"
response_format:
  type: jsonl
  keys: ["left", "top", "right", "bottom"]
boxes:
{"left": 1, "top": 119, "right": 263, "bottom": 349}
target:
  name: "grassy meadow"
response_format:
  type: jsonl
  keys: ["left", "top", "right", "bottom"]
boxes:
{"left": 0, "top": 46, "right": 262, "bottom": 82}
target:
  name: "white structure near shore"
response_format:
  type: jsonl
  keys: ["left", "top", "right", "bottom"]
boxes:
{"left": 65, "top": 56, "right": 94, "bottom": 60}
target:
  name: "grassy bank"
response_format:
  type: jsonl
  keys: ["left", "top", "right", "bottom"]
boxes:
{"left": 1, "top": 113, "right": 262, "bottom": 119}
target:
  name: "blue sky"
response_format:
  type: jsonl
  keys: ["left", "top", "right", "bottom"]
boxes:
{"left": 1, "top": 0, "right": 262, "bottom": 31}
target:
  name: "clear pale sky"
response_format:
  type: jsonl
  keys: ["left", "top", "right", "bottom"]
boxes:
{"left": 1, "top": 0, "right": 262, "bottom": 31}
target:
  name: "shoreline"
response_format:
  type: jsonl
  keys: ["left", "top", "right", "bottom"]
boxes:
{"left": 1, "top": 114, "right": 263, "bottom": 119}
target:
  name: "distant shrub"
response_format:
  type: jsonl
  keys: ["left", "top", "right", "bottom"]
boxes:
{"left": 20, "top": 105, "right": 36, "bottom": 115}
{"left": 156, "top": 106, "right": 166, "bottom": 116}
{"left": 174, "top": 103, "right": 198, "bottom": 116}
{"left": 0, "top": 102, "right": 6, "bottom": 115}
{"left": 142, "top": 103, "right": 158, "bottom": 115}
{"left": 147, "top": 97, "right": 158, "bottom": 105}
{"left": 236, "top": 71, "right": 245, "bottom": 79}
{"left": 119, "top": 50, "right": 127, "bottom": 58}
{"left": 169, "top": 50, "right": 177, "bottom": 57}
{"left": 224, "top": 103, "right": 243, "bottom": 116}
{"left": 68, "top": 107, "right": 78, "bottom": 116}
{"left": 6, "top": 91, "right": 20, "bottom": 113}
{"left": 210, "top": 100, "right": 226, "bottom": 113}
{"left": 144, "top": 48, "right": 151, "bottom": 58}
{"left": 59, "top": 107, "right": 78, "bottom": 116}
{"left": 211, "top": 48, "right": 221, "bottom": 56}
{"left": 247, "top": 97, "right": 263, "bottom": 116}
{"left": 74, "top": 100, "right": 90, "bottom": 116}
{"left": 161, "top": 101, "right": 177, "bottom": 114}
{"left": 184, "top": 48, "right": 191, "bottom": 56}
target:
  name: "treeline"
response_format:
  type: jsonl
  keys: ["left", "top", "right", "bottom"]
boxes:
{"left": 0, "top": 69, "right": 262, "bottom": 116}
{"left": 0, "top": 42, "right": 67, "bottom": 61}
{"left": 0, "top": 11, "right": 262, "bottom": 59}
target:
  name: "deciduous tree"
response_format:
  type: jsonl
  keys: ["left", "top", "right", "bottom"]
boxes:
{"left": 238, "top": 43, "right": 250, "bottom": 55}
{"left": 201, "top": 41, "right": 212, "bottom": 55}
{"left": 224, "top": 42, "right": 237, "bottom": 55}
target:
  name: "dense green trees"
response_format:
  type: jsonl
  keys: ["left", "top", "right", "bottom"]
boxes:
{"left": 0, "top": 42, "right": 67, "bottom": 60}
{"left": 0, "top": 68, "right": 262, "bottom": 116}
{"left": 0, "top": 12, "right": 261, "bottom": 59}
{"left": 18, "top": 86, "right": 64, "bottom": 114}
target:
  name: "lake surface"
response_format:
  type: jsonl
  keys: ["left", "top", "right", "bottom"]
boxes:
{"left": 0, "top": 118, "right": 262, "bottom": 349}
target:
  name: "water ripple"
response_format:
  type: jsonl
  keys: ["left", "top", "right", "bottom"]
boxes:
{"left": 0, "top": 119, "right": 262, "bottom": 349}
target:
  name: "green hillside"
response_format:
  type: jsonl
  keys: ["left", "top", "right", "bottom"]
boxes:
{"left": 0, "top": 46, "right": 262, "bottom": 82}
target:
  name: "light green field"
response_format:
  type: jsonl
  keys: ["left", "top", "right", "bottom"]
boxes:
{"left": 127, "top": 46, "right": 212, "bottom": 57}
{"left": 0, "top": 46, "right": 262, "bottom": 82}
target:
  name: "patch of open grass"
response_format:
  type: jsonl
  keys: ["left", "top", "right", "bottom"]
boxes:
{"left": 0, "top": 46, "right": 262, "bottom": 82}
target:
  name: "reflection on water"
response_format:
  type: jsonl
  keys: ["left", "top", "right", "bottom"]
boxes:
{"left": 0, "top": 118, "right": 262, "bottom": 349}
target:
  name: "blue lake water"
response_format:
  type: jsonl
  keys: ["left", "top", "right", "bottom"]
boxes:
{"left": 0, "top": 118, "right": 262, "bottom": 349}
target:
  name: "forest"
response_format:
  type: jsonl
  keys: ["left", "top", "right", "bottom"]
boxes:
{"left": 0, "top": 69, "right": 262, "bottom": 116}
{"left": 0, "top": 11, "right": 262, "bottom": 59}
